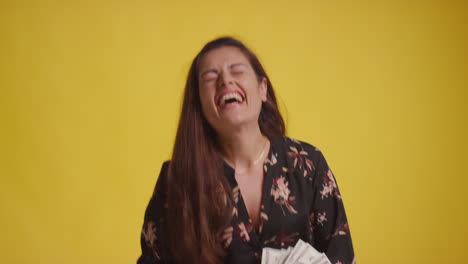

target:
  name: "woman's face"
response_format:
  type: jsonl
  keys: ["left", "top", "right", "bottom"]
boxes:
{"left": 198, "top": 46, "right": 267, "bottom": 134}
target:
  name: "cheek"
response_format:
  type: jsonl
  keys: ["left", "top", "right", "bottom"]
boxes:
{"left": 199, "top": 87, "right": 215, "bottom": 113}
{"left": 238, "top": 76, "right": 259, "bottom": 95}
{"left": 246, "top": 85, "right": 264, "bottom": 102}
{"left": 237, "top": 76, "right": 251, "bottom": 87}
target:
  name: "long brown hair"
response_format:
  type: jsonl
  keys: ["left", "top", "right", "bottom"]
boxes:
{"left": 165, "top": 37, "right": 285, "bottom": 264}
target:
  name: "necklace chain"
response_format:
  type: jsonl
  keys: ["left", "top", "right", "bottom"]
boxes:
{"left": 253, "top": 137, "right": 268, "bottom": 165}
{"left": 228, "top": 137, "right": 269, "bottom": 175}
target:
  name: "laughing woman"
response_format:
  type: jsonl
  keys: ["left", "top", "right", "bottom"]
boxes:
{"left": 137, "top": 37, "right": 356, "bottom": 264}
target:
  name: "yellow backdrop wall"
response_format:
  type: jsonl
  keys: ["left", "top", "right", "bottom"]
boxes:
{"left": 1, "top": 0, "right": 467, "bottom": 263}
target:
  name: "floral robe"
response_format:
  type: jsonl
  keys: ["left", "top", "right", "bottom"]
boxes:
{"left": 137, "top": 137, "right": 356, "bottom": 264}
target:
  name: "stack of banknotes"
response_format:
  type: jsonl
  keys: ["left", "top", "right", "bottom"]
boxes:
{"left": 261, "top": 239, "right": 331, "bottom": 264}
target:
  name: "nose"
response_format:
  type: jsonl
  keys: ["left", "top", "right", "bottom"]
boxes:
{"left": 217, "top": 71, "right": 234, "bottom": 88}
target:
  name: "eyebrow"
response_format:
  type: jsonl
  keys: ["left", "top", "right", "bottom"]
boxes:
{"left": 229, "top": 63, "right": 246, "bottom": 69}
{"left": 200, "top": 63, "right": 247, "bottom": 78}
{"left": 200, "top": 69, "right": 217, "bottom": 78}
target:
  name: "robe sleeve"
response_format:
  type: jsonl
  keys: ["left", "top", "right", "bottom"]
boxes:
{"left": 310, "top": 151, "right": 356, "bottom": 264}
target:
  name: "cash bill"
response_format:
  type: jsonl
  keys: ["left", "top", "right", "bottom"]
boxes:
{"left": 261, "top": 239, "right": 331, "bottom": 264}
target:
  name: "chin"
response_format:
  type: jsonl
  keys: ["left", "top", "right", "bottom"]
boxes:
{"left": 217, "top": 115, "right": 259, "bottom": 132}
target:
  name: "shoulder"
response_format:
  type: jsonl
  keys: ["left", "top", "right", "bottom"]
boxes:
{"left": 160, "top": 160, "right": 170, "bottom": 175}
{"left": 156, "top": 160, "right": 171, "bottom": 183}
{"left": 273, "top": 136, "right": 325, "bottom": 162}
{"left": 271, "top": 137, "right": 328, "bottom": 182}
{"left": 151, "top": 160, "right": 171, "bottom": 199}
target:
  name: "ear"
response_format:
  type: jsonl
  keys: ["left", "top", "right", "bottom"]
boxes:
{"left": 259, "top": 77, "right": 268, "bottom": 102}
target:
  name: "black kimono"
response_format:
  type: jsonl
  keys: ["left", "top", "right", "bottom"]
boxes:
{"left": 137, "top": 137, "right": 356, "bottom": 264}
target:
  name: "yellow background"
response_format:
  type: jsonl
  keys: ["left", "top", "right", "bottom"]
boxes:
{"left": 1, "top": 0, "right": 467, "bottom": 263}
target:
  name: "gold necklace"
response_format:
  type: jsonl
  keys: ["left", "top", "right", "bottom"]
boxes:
{"left": 253, "top": 137, "right": 268, "bottom": 165}
{"left": 226, "top": 137, "right": 269, "bottom": 175}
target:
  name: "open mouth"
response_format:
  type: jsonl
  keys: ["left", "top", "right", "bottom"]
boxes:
{"left": 217, "top": 92, "right": 245, "bottom": 107}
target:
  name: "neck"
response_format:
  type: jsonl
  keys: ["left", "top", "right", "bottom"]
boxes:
{"left": 217, "top": 124, "right": 268, "bottom": 173}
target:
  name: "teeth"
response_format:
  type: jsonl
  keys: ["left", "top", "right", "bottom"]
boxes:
{"left": 220, "top": 92, "right": 243, "bottom": 106}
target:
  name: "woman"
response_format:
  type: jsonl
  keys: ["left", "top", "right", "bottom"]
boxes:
{"left": 137, "top": 37, "right": 355, "bottom": 264}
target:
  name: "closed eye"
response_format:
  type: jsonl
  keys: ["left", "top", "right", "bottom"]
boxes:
{"left": 230, "top": 64, "right": 246, "bottom": 75}
{"left": 202, "top": 71, "right": 218, "bottom": 82}
{"left": 231, "top": 70, "right": 244, "bottom": 75}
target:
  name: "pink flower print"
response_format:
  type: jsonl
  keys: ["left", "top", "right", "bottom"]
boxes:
{"left": 320, "top": 169, "right": 341, "bottom": 200}
{"left": 309, "top": 212, "right": 316, "bottom": 231}
{"left": 232, "top": 185, "right": 240, "bottom": 204}
{"left": 326, "top": 169, "right": 337, "bottom": 189}
{"left": 217, "top": 183, "right": 229, "bottom": 207}
{"left": 141, "top": 221, "right": 160, "bottom": 260}
{"left": 264, "top": 151, "right": 278, "bottom": 172}
{"left": 317, "top": 212, "right": 327, "bottom": 226}
{"left": 220, "top": 226, "right": 234, "bottom": 248}
{"left": 304, "top": 159, "right": 315, "bottom": 176}
{"left": 263, "top": 231, "right": 299, "bottom": 247}
{"left": 287, "top": 146, "right": 305, "bottom": 168}
{"left": 290, "top": 138, "right": 301, "bottom": 144}
{"left": 271, "top": 176, "right": 298, "bottom": 215}
{"left": 287, "top": 146, "right": 315, "bottom": 178}
{"left": 235, "top": 222, "right": 252, "bottom": 242}
{"left": 332, "top": 222, "right": 350, "bottom": 237}
{"left": 276, "top": 231, "right": 299, "bottom": 247}
{"left": 320, "top": 183, "right": 333, "bottom": 199}
{"left": 232, "top": 207, "right": 238, "bottom": 217}
{"left": 232, "top": 185, "right": 240, "bottom": 217}
{"left": 259, "top": 209, "right": 269, "bottom": 234}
